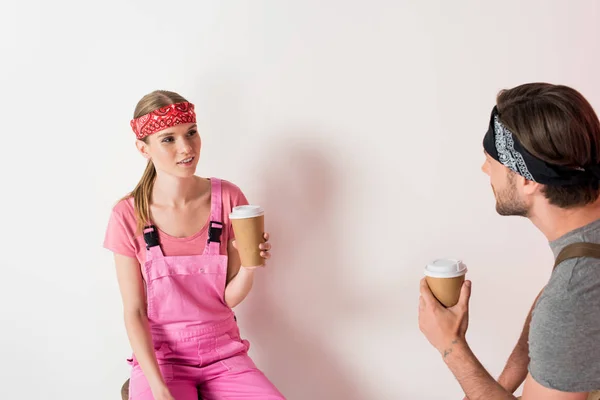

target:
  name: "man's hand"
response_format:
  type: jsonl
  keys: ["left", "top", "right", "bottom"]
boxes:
{"left": 418, "top": 277, "right": 472, "bottom": 356}
{"left": 419, "top": 277, "right": 515, "bottom": 399}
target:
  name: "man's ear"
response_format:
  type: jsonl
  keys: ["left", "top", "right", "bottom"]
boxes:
{"left": 136, "top": 139, "right": 151, "bottom": 160}
{"left": 521, "top": 176, "right": 542, "bottom": 196}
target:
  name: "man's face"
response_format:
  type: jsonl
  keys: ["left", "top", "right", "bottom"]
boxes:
{"left": 481, "top": 151, "right": 529, "bottom": 217}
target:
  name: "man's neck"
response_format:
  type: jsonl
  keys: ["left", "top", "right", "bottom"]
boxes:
{"left": 528, "top": 199, "right": 600, "bottom": 242}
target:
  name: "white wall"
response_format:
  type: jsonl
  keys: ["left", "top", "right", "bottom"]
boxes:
{"left": 2, "top": 1, "right": 599, "bottom": 399}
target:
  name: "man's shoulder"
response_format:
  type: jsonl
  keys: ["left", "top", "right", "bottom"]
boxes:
{"left": 528, "top": 250, "right": 600, "bottom": 392}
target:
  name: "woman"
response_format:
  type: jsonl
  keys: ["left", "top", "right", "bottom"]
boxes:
{"left": 104, "top": 90, "right": 284, "bottom": 400}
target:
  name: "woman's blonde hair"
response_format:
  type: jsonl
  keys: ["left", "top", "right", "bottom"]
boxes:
{"left": 125, "top": 90, "right": 189, "bottom": 234}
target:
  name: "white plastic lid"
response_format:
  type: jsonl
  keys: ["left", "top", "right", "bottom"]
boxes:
{"left": 424, "top": 259, "right": 467, "bottom": 278}
{"left": 229, "top": 205, "right": 264, "bottom": 219}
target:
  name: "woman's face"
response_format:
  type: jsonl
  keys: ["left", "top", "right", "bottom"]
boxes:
{"left": 137, "top": 123, "right": 201, "bottom": 178}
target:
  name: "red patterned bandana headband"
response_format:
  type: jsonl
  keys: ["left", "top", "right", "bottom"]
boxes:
{"left": 130, "top": 102, "right": 196, "bottom": 140}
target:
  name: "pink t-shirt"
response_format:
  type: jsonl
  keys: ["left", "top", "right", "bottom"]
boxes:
{"left": 103, "top": 179, "right": 249, "bottom": 265}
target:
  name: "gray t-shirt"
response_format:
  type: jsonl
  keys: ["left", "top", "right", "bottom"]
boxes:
{"left": 529, "top": 218, "right": 600, "bottom": 392}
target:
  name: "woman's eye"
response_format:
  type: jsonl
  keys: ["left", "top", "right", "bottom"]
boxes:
{"left": 187, "top": 130, "right": 198, "bottom": 137}
{"left": 161, "top": 137, "right": 174, "bottom": 143}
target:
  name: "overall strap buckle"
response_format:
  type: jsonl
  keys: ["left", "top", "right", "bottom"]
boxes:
{"left": 208, "top": 221, "right": 223, "bottom": 243}
{"left": 143, "top": 225, "right": 160, "bottom": 250}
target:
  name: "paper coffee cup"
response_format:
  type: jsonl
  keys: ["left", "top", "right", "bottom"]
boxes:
{"left": 229, "top": 205, "right": 265, "bottom": 267}
{"left": 424, "top": 259, "right": 468, "bottom": 307}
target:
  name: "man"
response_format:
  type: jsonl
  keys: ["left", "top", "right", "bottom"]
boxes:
{"left": 419, "top": 83, "right": 600, "bottom": 400}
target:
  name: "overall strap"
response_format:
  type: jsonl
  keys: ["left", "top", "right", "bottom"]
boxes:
{"left": 554, "top": 242, "right": 600, "bottom": 270}
{"left": 204, "top": 178, "right": 223, "bottom": 255}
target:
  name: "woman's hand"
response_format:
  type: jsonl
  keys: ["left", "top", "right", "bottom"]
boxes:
{"left": 232, "top": 232, "right": 272, "bottom": 269}
{"left": 258, "top": 232, "right": 271, "bottom": 261}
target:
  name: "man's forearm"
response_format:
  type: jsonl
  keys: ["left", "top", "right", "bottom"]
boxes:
{"left": 497, "top": 288, "right": 541, "bottom": 393}
{"left": 443, "top": 339, "right": 516, "bottom": 400}
{"left": 497, "top": 330, "right": 530, "bottom": 393}
{"left": 463, "top": 352, "right": 527, "bottom": 399}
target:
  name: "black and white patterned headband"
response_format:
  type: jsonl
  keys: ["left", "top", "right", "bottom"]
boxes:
{"left": 482, "top": 106, "right": 600, "bottom": 185}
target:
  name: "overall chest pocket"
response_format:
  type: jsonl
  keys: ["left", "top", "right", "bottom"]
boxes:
{"left": 145, "top": 256, "right": 227, "bottom": 322}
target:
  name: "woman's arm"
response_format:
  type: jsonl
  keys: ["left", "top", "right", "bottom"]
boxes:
{"left": 224, "top": 233, "right": 271, "bottom": 308}
{"left": 114, "top": 254, "right": 173, "bottom": 400}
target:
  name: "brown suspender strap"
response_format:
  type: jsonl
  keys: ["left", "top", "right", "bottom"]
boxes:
{"left": 554, "top": 242, "right": 600, "bottom": 270}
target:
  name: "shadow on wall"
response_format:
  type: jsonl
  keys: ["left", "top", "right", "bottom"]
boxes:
{"left": 240, "top": 136, "right": 372, "bottom": 400}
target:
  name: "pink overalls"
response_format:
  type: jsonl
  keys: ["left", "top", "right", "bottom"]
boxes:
{"left": 127, "top": 178, "right": 285, "bottom": 399}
